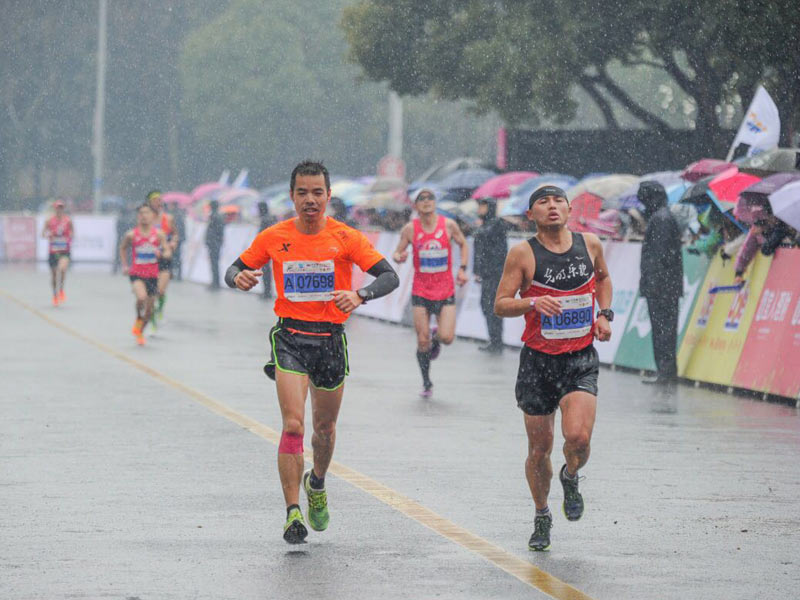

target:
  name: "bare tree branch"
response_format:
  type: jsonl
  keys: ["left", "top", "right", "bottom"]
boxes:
{"left": 591, "top": 67, "right": 672, "bottom": 131}
{"left": 579, "top": 75, "right": 620, "bottom": 130}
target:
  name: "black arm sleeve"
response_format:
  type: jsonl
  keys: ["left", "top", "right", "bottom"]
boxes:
{"left": 224, "top": 257, "right": 254, "bottom": 288}
{"left": 359, "top": 259, "right": 400, "bottom": 301}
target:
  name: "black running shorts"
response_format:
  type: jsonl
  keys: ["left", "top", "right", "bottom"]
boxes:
{"left": 515, "top": 344, "right": 599, "bottom": 416}
{"left": 411, "top": 294, "right": 455, "bottom": 315}
{"left": 264, "top": 317, "right": 349, "bottom": 391}
{"left": 48, "top": 252, "right": 70, "bottom": 269}
{"left": 158, "top": 257, "right": 173, "bottom": 272}
{"left": 129, "top": 275, "right": 159, "bottom": 297}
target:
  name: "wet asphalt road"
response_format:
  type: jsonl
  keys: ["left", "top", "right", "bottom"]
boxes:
{"left": 2, "top": 264, "right": 799, "bottom": 600}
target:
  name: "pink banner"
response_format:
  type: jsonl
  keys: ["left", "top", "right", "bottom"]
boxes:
{"left": 733, "top": 248, "right": 800, "bottom": 398}
{"left": 3, "top": 216, "right": 37, "bottom": 260}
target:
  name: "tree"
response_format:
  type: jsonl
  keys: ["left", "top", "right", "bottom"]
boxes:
{"left": 179, "top": 0, "right": 500, "bottom": 184}
{"left": 0, "top": 1, "right": 95, "bottom": 207}
{"left": 343, "top": 0, "right": 800, "bottom": 144}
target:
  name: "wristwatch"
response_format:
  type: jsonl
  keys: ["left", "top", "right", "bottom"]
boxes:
{"left": 596, "top": 308, "right": 614, "bottom": 321}
{"left": 357, "top": 288, "right": 371, "bottom": 304}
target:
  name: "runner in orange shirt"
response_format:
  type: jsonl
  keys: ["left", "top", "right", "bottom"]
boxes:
{"left": 225, "top": 160, "right": 399, "bottom": 544}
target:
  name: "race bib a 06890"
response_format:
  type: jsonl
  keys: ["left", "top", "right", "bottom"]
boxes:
{"left": 540, "top": 293, "right": 593, "bottom": 339}
{"left": 283, "top": 260, "right": 335, "bottom": 302}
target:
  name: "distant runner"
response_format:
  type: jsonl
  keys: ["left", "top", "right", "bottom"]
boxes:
{"left": 42, "top": 198, "right": 73, "bottom": 306}
{"left": 119, "top": 203, "right": 172, "bottom": 346}
{"left": 147, "top": 190, "right": 177, "bottom": 326}
{"left": 225, "top": 160, "right": 399, "bottom": 544}
{"left": 494, "top": 185, "right": 613, "bottom": 552}
{"left": 392, "top": 188, "right": 468, "bottom": 397}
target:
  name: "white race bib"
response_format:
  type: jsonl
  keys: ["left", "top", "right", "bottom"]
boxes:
{"left": 540, "top": 293, "right": 593, "bottom": 339}
{"left": 136, "top": 243, "right": 158, "bottom": 264}
{"left": 51, "top": 237, "right": 69, "bottom": 251}
{"left": 419, "top": 248, "right": 449, "bottom": 273}
{"left": 283, "top": 260, "right": 335, "bottom": 302}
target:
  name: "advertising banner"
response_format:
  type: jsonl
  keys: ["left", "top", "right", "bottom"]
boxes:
{"left": 36, "top": 215, "right": 117, "bottom": 262}
{"left": 732, "top": 248, "right": 800, "bottom": 398}
{"left": 678, "top": 251, "right": 771, "bottom": 385}
{"left": 614, "top": 250, "right": 710, "bottom": 370}
{"left": 594, "top": 241, "right": 641, "bottom": 364}
{"left": 3, "top": 216, "right": 37, "bottom": 260}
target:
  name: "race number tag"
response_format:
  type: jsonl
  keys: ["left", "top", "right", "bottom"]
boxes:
{"left": 541, "top": 293, "right": 593, "bottom": 339}
{"left": 136, "top": 243, "right": 158, "bottom": 264}
{"left": 419, "top": 248, "right": 449, "bottom": 273}
{"left": 283, "top": 260, "right": 335, "bottom": 302}
{"left": 51, "top": 237, "right": 69, "bottom": 251}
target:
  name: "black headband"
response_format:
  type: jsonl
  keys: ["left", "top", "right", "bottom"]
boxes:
{"left": 528, "top": 185, "right": 568, "bottom": 208}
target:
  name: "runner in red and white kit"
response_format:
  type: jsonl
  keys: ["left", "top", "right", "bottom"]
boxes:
{"left": 42, "top": 198, "right": 73, "bottom": 306}
{"left": 147, "top": 191, "right": 177, "bottom": 326}
{"left": 495, "top": 185, "right": 613, "bottom": 552}
{"left": 393, "top": 188, "right": 468, "bottom": 397}
{"left": 119, "top": 204, "right": 171, "bottom": 345}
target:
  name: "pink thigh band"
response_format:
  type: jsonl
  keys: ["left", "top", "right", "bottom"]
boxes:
{"left": 278, "top": 431, "right": 303, "bottom": 454}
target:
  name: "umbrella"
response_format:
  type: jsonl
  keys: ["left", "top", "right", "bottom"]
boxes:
{"left": 413, "top": 157, "right": 488, "bottom": 185}
{"left": 331, "top": 179, "right": 368, "bottom": 207}
{"left": 681, "top": 158, "right": 735, "bottom": 182}
{"left": 161, "top": 192, "right": 193, "bottom": 209}
{"left": 364, "top": 178, "right": 409, "bottom": 210}
{"left": 190, "top": 181, "right": 226, "bottom": 202}
{"left": 501, "top": 174, "right": 579, "bottom": 216}
{"left": 220, "top": 187, "right": 260, "bottom": 205}
{"left": 737, "top": 147, "right": 800, "bottom": 176}
{"left": 566, "top": 193, "right": 621, "bottom": 236}
{"left": 470, "top": 171, "right": 538, "bottom": 200}
{"left": 439, "top": 168, "right": 496, "bottom": 191}
{"left": 768, "top": 180, "right": 800, "bottom": 230}
{"left": 566, "top": 174, "right": 638, "bottom": 202}
{"left": 610, "top": 171, "right": 685, "bottom": 211}
{"left": 706, "top": 169, "right": 761, "bottom": 211}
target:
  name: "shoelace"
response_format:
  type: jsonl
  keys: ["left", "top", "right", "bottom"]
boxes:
{"left": 308, "top": 488, "right": 327, "bottom": 510}
{"left": 533, "top": 516, "right": 552, "bottom": 536}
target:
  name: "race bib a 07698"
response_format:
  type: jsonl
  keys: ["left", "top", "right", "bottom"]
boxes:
{"left": 540, "top": 293, "right": 593, "bottom": 339}
{"left": 283, "top": 260, "right": 335, "bottom": 302}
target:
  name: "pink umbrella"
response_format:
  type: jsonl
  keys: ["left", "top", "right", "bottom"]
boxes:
{"left": 161, "top": 192, "right": 194, "bottom": 208}
{"left": 190, "top": 182, "right": 226, "bottom": 202}
{"left": 681, "top": 159, "right": 736, "bottom": 182}
{"left": 707, "top": 169, "right": 761, "bottom": 211}
{"left": 471, "top": 171, "right": 538, "bottom": 199}
{"left": 219, "top": 187, "right": 260, "bottom": 205}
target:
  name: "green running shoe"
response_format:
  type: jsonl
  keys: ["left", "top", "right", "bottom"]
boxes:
{"left": 283, "top": 507, "right": 308, "bottom": 544}
{"left": 559, "top": 464, "right": 584, "bottom": 521}
{"left": 303, "top": 470, "right": 330, "bottom": 531}
{"left": 528, "top": 514, "right": 552, "bottom": 552}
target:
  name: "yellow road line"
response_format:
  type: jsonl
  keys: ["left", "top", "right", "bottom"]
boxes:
{"left": 1, "top": 290, "right": 595, "bottom": 600}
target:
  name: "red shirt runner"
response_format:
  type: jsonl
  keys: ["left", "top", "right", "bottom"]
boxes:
{"left": 411, "top": 216, "right": 455, "bottom": 301}
{"left": 129, "top": 227, "right": 160, "bottom": 279}
{"left": 46, "top": 216, "right": 73, "bottom": 254}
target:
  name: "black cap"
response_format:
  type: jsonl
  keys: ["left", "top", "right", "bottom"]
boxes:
{"left": 528, "top": 185, "right": 568, "bottom": 209}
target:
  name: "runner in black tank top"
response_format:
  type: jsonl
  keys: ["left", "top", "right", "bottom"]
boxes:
{"left": 493, "top": 185, "right": 614, "bottom": 552}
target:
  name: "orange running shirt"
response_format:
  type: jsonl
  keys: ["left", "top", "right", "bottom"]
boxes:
{"left": 238, "top": 217, "right": 384, "bottom": 323}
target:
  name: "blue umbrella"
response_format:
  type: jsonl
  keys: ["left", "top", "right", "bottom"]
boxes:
{"left": 501, "top": 174, "right": 579, "bottom": 216}
{"left": 439, "top": 168, "right": 496, "bottom": 191}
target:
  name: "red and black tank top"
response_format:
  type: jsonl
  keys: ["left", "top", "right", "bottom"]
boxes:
{"left": 130, "top": 227, "right": 160, "bottom": 279}
{"left": 411, "top": 216, "right": 455, "bottom": 301}
{"left": 520, "top": 232, "right": 596, "bottom": 354}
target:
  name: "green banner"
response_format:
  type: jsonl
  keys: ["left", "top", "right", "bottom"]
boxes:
{"left": 613, "top": 249, "right": 710, "bottom": 370}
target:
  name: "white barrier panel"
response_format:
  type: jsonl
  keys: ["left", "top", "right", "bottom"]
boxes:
{"left": 182, "top": 220, "right": 262, "bottom": 289}
{"left": 356, "top": 232, "right": 415, "bottom": 323}
{"left": 35, "top": 215, "right": 117, "bottom": 262}
{"left": 594, "top": 241, "right": 641, "bottom": 364}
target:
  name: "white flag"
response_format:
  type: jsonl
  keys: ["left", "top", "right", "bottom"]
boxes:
{"left": 726, "top": 85, "right": 780, "bottom": 161}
